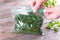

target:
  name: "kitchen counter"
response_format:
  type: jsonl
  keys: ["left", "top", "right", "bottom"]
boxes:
{"left": 0, "top": 0, "right": 60, "bottom": 40}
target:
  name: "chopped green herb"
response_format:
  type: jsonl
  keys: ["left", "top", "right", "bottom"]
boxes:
{"left": 57, "top": 22, "right": 60, "bottom": 27}
{"left": 46, "top": 23, "right": 53, "bottom": 29}
{"left": 46, "top": 21, "right": 60, "bottom": 32}
{"left": 13, "top": 12, "right": 43, "bottom": 35}
{"left": 44, "top": 0, "right": 56, "bottom": 7}
{"left": 54, "top": 28, "right": 58, "bottom": 32}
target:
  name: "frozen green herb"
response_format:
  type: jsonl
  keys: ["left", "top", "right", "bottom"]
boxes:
{"left": 13, "top": 12, "right": 43, "bottom": 35}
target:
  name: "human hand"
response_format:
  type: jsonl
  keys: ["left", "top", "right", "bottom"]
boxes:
{"left": 31, "top": 0, "right": 48, "bottom": 12}
{"left": 44, "top": 5, "right": 60, "bottom": 20}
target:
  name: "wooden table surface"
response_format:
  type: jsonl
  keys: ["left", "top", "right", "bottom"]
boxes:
{"left": 0, "top": 0, "right": 60, "bottom": 40}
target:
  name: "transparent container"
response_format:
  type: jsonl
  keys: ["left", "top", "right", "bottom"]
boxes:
{"left": 11, "top": 5, "right": 43, "bottom": 35}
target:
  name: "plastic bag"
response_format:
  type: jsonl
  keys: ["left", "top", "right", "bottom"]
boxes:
{"left": 12, "top": 6, "right": 43, "bottom": 35}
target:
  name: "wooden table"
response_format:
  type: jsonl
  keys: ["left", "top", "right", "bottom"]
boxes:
{"left": 0, "top": 0, "right": 60, "bottom": 40}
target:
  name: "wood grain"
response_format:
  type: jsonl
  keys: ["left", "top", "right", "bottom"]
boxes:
{"left": 0, "top": 0, "right": 60, "bottom": 40}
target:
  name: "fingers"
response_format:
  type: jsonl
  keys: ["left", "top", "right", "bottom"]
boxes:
{"left": 31, "top": 0, "right": 36, "bottom": 12}
{"left": 44, "top": 8, "right": 54, "bottom": 12}
{"left": 31, "top": 0, "right": 36, "bottom": 6}
{"left": 44, "top": 12, "right": 53, "bottom": 19}
{"left": 44, "top": 12, "right": 58, "bottom": 20}
{"left": 49, "top": 12, "right": 58, "bottom": 19}
{"left": 33, "top": 1, "right": 41, "bottom": 12}
{"left": 44, "top": 12, "right": 50, "bottom": 19}
{"left": 31, "top": 0, "right": 48, "bottom": 13}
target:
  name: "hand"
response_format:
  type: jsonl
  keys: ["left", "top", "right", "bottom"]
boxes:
{"left": 44, "top": 5, "right": 60, "bottom": 20}
{"left": 31, "top": 0, "right": 48, "bottom": 12}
